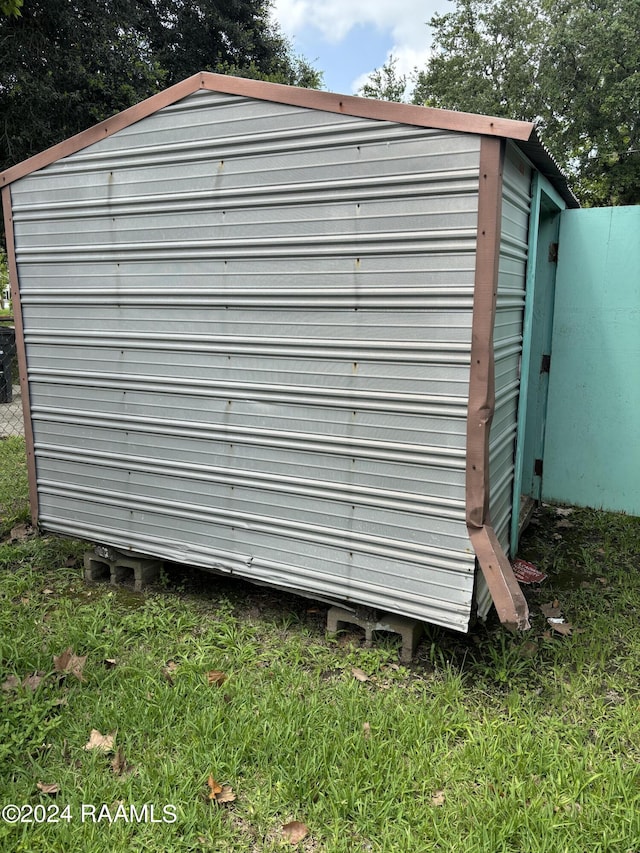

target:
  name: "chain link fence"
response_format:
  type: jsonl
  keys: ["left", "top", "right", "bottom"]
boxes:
{"left": 0, "top": 319, "right": 24, "bottom": 438}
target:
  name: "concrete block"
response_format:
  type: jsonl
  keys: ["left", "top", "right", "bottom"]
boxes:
{"left": 327, "top": 605, "right": 423, "bottom": 663}
{"left": 84, "top": 548, "right": 163, "bottom": 591}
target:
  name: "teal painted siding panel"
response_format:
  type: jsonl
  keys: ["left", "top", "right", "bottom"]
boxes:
{"left": 543, "top": 206, "right": 640, "bottom": 514}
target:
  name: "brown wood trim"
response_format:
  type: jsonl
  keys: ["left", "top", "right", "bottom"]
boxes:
{"left": 2, "top": 186, "right": 39, "bottom": 526}
{"left": 198, "top": 73, "right": 535, "bottom": 140}
{"left": 466, "top": 137, "right": 530, "bottom": 631}
{"left": 1, "top": 71, "right": 535, "bottom": 188}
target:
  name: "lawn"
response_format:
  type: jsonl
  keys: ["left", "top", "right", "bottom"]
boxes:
{"left": 1, "top": 437, "right": 640, "bottom": 852}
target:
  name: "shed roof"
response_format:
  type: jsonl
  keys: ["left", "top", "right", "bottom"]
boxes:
{"left": 1, "top": 71, "right": 578, "bottom": 208}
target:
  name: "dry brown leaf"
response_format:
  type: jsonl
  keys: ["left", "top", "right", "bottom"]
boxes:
{"left": 84, "top": 729, "right": 115, "bottom": 753}
{"left": 10, "top": 522, "right": 34, "bottom": 541}
{"left": 36, "top": 782, "right": 60, "bottom": 795}
{"left": 207, "top": 776, "right": 236, "bottom": 804}
{"left": 2, "top": 675, "right": 20, "bottom": 692}
{"left": 104, "top": 658, "right": 117, "bottom": 669}
{"left": 351, "top": 667, "right": 370, "bottom": 682}
{"left": 540, "top": 602, "right": 562, "bottom": 619}
{"left": 549, "top": 620, "right": 573, "bottom": 636}
{"left": 431, "top": 790, "right": 445, "bottom": 807}
{"left": 207, "top": 776, "right": 223, "bottom": 799}
{"left": 53, "top": 648, "right": 87, "bottom": 681}
{"left": 281, "top": 821, "right": 309, "bottom": 844}
{"left": 363, "top": 721, "right": 371, "bottom": 739}
{"left": 22, "top": 672, "right": 44, "bottom": 692}
{"left": 111, "top": 746, "right": 134, "bottom": 776}
{"left": 206, "top": 670, "right": 227, "bottom": 687}
{"left": 215, "top": 786, "right": 236, "bottom": 804}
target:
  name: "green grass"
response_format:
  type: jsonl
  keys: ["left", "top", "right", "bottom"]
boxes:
{"left": 1, "top": 438, "right": 640, "bottom": 851}
{"left": 0, "top": 436, "right": 30, "bottom": 537}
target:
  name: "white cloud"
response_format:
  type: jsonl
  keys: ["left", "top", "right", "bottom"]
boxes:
{"left": 274, "top": 0, "right": 438, "bottom": 46}
{"left": 273, "top": 0, "right": 447, "bottom": 95}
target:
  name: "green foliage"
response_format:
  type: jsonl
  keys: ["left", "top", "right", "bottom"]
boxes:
{"left": 0, "top": 436, "right": 29, "bottom": 536}
{"left": 358, "top": 55, "right": 407, "bottom": 102}
{"left": 363, "top": 0, "right": 640, "bottom": 206}
{"left": 0, "top": 0, "right": 22, "bottom": 18}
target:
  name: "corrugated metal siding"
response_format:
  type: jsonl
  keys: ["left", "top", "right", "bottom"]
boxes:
{"left": 11, "top": 90, "right": 482, "bottom": 630}
{"left": 491, "top": 144, "right": 532, "bottom": 548}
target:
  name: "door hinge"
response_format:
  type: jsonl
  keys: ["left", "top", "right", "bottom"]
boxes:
{"left": 540, "top": 353, "right": 551, "bottom": 374}
{"left": 534, "top": 458, "right": 544, "bottom": 477}
{"left": 548, "top": 242, "right": 559, "bottom": 263}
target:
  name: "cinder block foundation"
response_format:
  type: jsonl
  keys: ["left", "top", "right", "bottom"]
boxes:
{"left": 327, "top": 605, "right": 423, "bottom": 662}
{"left": 84, "top": 546, "right": 163, "bottom": 592}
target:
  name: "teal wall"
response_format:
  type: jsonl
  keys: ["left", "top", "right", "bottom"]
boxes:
{"left": 543, "top": 206, "right": 640, "bottom": 514}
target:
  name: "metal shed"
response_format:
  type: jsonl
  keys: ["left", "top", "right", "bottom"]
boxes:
{"left": 1, "top": 73, "right": 578, "bottom": 633}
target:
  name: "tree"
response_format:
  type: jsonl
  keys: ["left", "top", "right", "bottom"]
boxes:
{"left": 0, "top": 1, "right": 163, "bottom": 168}
{"left": 0, "top": 0, "right": 321, "bottom": 175}
{"left": 412, "top": 0, "right": 548, "bottom": 121}
{"left": 363, "top": 0, "right": 639, "bottom": 206}
{"left": 140, "top": 0, "right": 320, "bottom": 89}
{"left": 0, "top": 0, "right": 22, "bottom": 17}
{"left": 542, "top": 0, "right": 640, "bottom": 205}
{"left": 358, "top": 56, "right": 407, "bottom": 102}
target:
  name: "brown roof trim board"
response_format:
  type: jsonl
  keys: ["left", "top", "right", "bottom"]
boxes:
{"left": 466, "top": 137, "right": 530, "bottom": 631}
{"left": 1, "top": 186, "right": 39, "bottom": 527}
{"left": 0, "top": 72, "right": 577, "bottom": 206}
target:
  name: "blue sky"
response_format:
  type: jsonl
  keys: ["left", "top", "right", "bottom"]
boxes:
{"left": 272, "top": 0, "right": 452, "bottom": 96}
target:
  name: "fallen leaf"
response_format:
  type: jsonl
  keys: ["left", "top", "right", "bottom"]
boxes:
{"left": 206, "top": 670, "right": 227, "bottom": 687}
{"left": 104, "top": 658, "right": 117, "bottom": 669}
{"left": 111, "top": 746, "right": 134, "bottom": 776}
{"left": 555, "top": 507, "right": 574, "bottom": 517}
{"left": 207, "top": 776, "right": 236, "bottom": 804}
{"left": 2, "top": 675, "right": 20, "bottom": 692}
{"left": 540, "top": 602, "right": 562, "bottom": 619}
{"left": 363, "top": 722, "right": 371, "bottom": 739}
{"left": 431, "top": 790, "right": 445, "bottom": 806}
{"left": 215, "top": 786, "right": 236, "bottom": 804}
{"left": 53, "top": 648, "right": 87, "bottom": 682}
{"left": 548, "top": 620, "right": 573, "bottom": 636}
{"left": 22, "top": 672, "right": 44, "bottom": 691}
{"left": 207, "top": 776, "right": 222, "bottom": 799}
{"left": 36, "top": 782, "right": 60, "bottom": 795}
{"left": 281, "top": 821, "right": 309, "bottom": 844}
{"left": 42, "top": 588, "right": 54, "bottom": 595}
{"left": 556, "top": 520, "right": 574, "bottom": 529}
{"left": 351, "top": 667, "right": 370, "bottom": 683}
{"left": 84, "top": 729, "right": 115, "bottom": 753}
{"left": 10, "top": 522, "right": 34, "bottom": 541}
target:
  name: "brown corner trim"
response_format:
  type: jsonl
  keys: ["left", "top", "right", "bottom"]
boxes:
{"left": 2, "top": 186, "right": 39, "bottom": 527}
{"left": 466, "top": 137, "right": 530, "bottom": 631}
